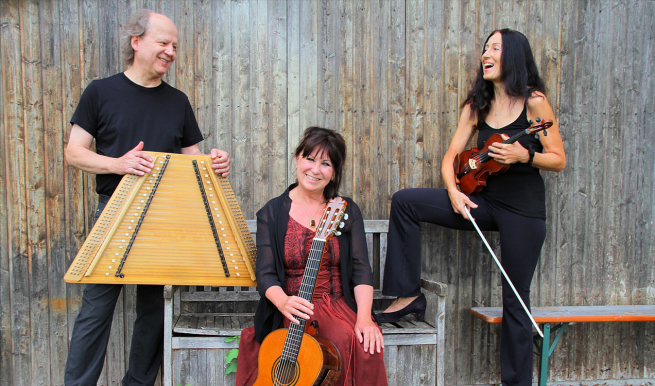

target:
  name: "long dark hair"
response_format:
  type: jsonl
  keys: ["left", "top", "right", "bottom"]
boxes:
{"left": 462, "top": 29, "right": 545, "bottom": 122}
{"left": 294, "top": 127, "right": 346, "bottom": 201}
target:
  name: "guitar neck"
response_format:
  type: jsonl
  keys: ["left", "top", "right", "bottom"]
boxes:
{"left": 297, "top": 239, "right": 327, "bottom": 303}
{"left": 281, "top": 238, "right": 327, "bottom": 362}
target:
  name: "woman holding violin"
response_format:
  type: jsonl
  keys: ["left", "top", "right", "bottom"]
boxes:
{"left": 378, "top": 29, "right": 565, "bottom": 385}
{"left": 236, "top": 127, "right": 387, "bottom": 386}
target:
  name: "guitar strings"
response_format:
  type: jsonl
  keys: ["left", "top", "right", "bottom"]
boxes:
{"left": 276, "top": 241, "right": 323, "bottom": 384}
{"left": 276, "top": 236, "right": 326, "bottom": 384}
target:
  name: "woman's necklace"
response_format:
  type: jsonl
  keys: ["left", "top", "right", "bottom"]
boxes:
{"left": 305, "top": 204, "right": 323, "bottom": 228}
{"left": 494, "top": 96, "right": 508, "bottom": 116}
{"left": 293, "top": 190, "right": 325, "bottom": 228}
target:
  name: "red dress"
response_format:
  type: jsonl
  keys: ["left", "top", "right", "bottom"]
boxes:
{"left": 235, "top": 217, "right": 388, "bottom": 386}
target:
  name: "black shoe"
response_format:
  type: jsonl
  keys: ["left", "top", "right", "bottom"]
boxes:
{"left": 376, "top": 293, "right": 426, "bottom": 323}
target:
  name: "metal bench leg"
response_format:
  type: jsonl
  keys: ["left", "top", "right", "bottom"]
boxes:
{"left": 537, "top": 323, "right": 550, "bottom": 386}
{"left": 535, "top": 322, "right": 570, "bottom": 386}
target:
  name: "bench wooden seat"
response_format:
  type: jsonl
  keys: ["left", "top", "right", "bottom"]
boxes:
{"left": 471, "top": 305, "right": 655, "bottom": 323}
{"left": 163, "top": 220, "right": 447, "bottom": 386}
{"left": 471, "top": 305, "right": 655, "bottom": 386}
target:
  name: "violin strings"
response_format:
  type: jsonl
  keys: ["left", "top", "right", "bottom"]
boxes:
{"left": 471, "top": 130, "right": 531, "bottom": 165}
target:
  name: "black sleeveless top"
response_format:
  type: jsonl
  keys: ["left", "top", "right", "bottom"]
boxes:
{"left": 476, "top": 105, "right": 546, "bottom": 220}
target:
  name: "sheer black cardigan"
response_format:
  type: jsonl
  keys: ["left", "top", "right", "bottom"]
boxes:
{"left": 253, "top": 184, "right": 374, "bottom": 343}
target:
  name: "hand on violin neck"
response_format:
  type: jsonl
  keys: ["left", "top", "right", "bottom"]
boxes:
{"left": 488, "top": 134, "right": 529, "bottom": 165}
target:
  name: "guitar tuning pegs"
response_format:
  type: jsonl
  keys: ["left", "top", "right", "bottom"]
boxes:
{"left": 536, "top": 117, "right": 541, "bottom": 123}
{"left": 339, "top": 222, "right": 345, "bottom": 229}
{"left": 343, "top": 214, "right": 349, "bottom": 221}
{"left": 543, "top": 130, "right": 548, "bottom": 136}
{"left": 335, "top": 231, "right": 342, "bottom": 236}
{"left": 528, "top": 120, "right": 533, "bottom": 125}
{"left": 534, "top": 134, "right": 539, "bottom": 140}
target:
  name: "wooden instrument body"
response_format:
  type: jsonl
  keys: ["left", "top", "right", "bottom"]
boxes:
{"left": 454, "top": 119, "right": 553, "bottom": 195}
{"left": 64, "top": 152, "right": 257, "bottom": 286}
{"left": 253, "top": 328, "right": 341, "bottom": 386}
{"left": 253, "top": 198, "right": 347, "bottom": 386}
{"left": 454, "top": 133, "right": 510, "bottom": 195}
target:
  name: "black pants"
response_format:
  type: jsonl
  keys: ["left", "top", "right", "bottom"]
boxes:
{"left": 64, "top": 196, "right": 164, "bottom": 386}
{"left": 382, "top": 188, "right": 546, "bottom": 386}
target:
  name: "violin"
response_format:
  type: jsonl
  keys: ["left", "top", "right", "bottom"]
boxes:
{"left": 253, "top": 198, "right": 348, "bottom": 386}
{"left": 453, "top": 117, "right": 553, "bottom": 195}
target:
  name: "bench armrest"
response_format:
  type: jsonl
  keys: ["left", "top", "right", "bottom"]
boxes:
{"left": 421, "top": 278, "right": 447, "bottom": 297}
{"left": 163, "top": 285, "right": 179, "bottom": 299}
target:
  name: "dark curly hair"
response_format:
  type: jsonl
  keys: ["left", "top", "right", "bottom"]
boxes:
{"left": 462, "top": 29, "right": 545, "bottom": 122}
{"left": 294, "top": 127, "right": 346, "bottom": 201}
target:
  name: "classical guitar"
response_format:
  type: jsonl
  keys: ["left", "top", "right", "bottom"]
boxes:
{"left": 454, "top": 117, "right": 553, "bottom": 194}
{"left": 253, "top": 197, "right": 348, "bottom": 386}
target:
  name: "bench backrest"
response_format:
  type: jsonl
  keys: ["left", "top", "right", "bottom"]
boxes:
{"left": 179, "top": 220, "right": 390, "bottom": 307}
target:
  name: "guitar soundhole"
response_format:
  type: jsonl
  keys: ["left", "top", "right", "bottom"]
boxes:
{"left": 271, "top": 357, "right": 300, "bottom": 385}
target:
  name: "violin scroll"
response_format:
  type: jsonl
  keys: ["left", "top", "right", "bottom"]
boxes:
{"left": 528, "top": 117, "right": 552, "bottom": 139}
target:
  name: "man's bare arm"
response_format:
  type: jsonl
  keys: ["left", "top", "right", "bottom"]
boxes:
{"left": 65, "top": 124, "right": 154, "bottom": 175}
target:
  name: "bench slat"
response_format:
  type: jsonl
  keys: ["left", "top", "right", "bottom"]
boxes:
{"left": 172, "top": 333, "right": 438, "bottom": 350}
{"left": 179, "top": 288, "right": 398, "bottom": 302}
{"left": 471, "top": 305, "right": 655, "bottom": 323}
{"left": 383, "top": 334, "right": 437, "bottom": 346}
{"left": 173, "top": 314, "right": 437, "bottom": 336}
{"left": 245, "top": 220, "right": 388, "bottom": 233}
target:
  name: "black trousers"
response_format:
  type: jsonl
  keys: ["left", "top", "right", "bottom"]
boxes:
{"left": 64, "top": 196, "right": 164, "bottom": 386}
{"left": 382, "top": 188, "right": 546, "bottom": 386}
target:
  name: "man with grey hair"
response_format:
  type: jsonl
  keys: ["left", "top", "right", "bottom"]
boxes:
{"left": 64, "top": 10, "right": 231, "bottom": 385}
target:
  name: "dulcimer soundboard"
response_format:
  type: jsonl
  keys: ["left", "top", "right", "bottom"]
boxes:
{"left": 64, "top": 152, "right": 257, "bottom": 286}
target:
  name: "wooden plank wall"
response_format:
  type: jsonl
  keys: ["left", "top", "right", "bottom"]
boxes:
{"left": 0, "top": 0, "right": 653, "bottom": 385}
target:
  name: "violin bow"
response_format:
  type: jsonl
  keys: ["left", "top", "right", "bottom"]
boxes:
{"left": 463, "top": 206, "right": 544, "bottom": 338}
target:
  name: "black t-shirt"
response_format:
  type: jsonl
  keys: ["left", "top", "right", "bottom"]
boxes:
{"left": 476, "top": 106, "right": 546, "bottom": 219}
{"left": 71, "top": 73, "right": 204, "bottom": 196}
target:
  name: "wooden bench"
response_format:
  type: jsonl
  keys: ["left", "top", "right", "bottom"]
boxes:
{"left": 471, "top": 305, "right": 655, "bottom": 386}
{"left": 163, "top": 220, "right": 447, "bottom": 386}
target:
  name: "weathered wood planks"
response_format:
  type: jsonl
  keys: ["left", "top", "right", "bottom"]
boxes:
{"left": 1, "top": 0, "right": 654, "bottom": 385}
